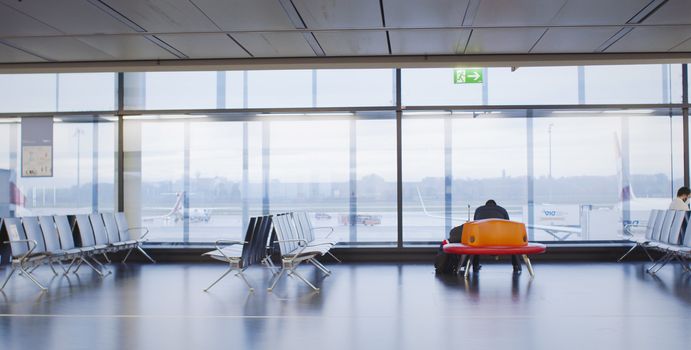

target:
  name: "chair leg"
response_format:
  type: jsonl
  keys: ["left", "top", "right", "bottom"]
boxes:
{"left": 327, "top": 251, "right": 342, "bottom": 263}
{"left": 64, "top": 257, "right": 77, "bottom": 275}
{"left": 122, "top": 248, "right": 134, "bottom": 263}
{"left": 19, "top": 266, "right": 47, "bottom": 291}
{"left": 617, "top": 244, "right": 638, "bottom": 262}
{"left": 89, "top": 256, "right": 112, "bottom": 276}
{"left": 0, "top": 267, "right": 17, "bottom": 290}
{"left": 203, "top": 267, "right": 234, "bottom": 292}
{"left": 48, "top": 263, "right": 59, "bottom": 276}
{"left": 80, "top": 257, "right": 106, "bottom": 278}
{"left": 522, "top": 255, "right": 535, "bottom": 277}
{"left": 136, "top": 246, "right": 156, "bottom": 263}
{"left": 309, "top": 258, "right": 331, "bottom": 275}
{"left": 235, "top": 270, "right": 254, "bottom": 292}
{"left": 102, "top": 253, "right": 111, "bottom": 264}
{"left": 647, "top": 254, "right": 673, "bottom": 274}
{"left": 267, "top": 268, "right": 287, "bottom": 292}
{"left": 640, "top": 245, "right": 655, "bottom": 262}
{"left": 289, "top": 268, "right": 320, "bottom": 291}
{"left": 463, "top": 256, "right": 472, "bottom": 279}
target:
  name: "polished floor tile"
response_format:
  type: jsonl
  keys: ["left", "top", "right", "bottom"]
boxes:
{"left": 0, "top": 261, "right": 689, "bottom": 349}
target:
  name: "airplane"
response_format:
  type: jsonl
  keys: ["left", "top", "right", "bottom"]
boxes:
{"left": 614, "top": 133, "right": 673, "bottom": 226}
{"left": 338, "top": 214, "right": 382, "bottom": 226}
{"left": 415, "top": 188, "right": 582, "bottom": 241}
{"left": 143, "top": 191, "right": 211, "bottom": 223}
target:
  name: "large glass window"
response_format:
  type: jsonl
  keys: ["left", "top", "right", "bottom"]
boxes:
{"left": 0, "top": 73, "right": 116, "bottom": 113}
{"left": 0, "top": 116, "right": 116, "bottom": 218}
{"left": 123, "top": 113, "right": 397, "bottom": 244}
{"left": 403, "top": 112, "right": 528, "bottom": 242}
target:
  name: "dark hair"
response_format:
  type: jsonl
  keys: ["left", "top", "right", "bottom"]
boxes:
{"left": 485, "top": 199, "right": 497, "bottom": 206}
{"left": 677, "top": 187, "right": 691, "bottom": 197}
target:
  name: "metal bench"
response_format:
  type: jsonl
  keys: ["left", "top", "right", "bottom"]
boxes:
{"left": 202, "top": 215, "right": 274, "bottom": 292}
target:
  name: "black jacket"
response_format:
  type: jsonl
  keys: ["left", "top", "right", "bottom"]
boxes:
{"left": 473, "top": 203, "right": 510, "bottom": 220}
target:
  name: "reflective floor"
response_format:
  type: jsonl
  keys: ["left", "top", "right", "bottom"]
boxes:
{"left": 0, "top": 261, "right": 689, "bottom": 350}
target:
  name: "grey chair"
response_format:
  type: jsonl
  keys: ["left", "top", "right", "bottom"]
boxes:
{"left": 202, "top": 216, "right": 274, "bottom": 292}
{"left": 114, "top": 212, "right": 155, "bottom": 263}
{"left": 38, "top": 216, "right": 83, "bottom": 271}
{"left": 618, "top": 210, "right": 658, "bottom": 262}
{"left": 268, "top": 213, "right": 332, "bottom": 292}
{"left": 647, "top": 210, "right": 689, "bottom": 274}
{"left": 69, "top": 215, "right": 111, "bottom": 277}
{"left": 1, "top": 218, "right": 48, "bottom": 291}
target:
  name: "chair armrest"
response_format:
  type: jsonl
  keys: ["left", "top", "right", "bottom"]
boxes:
{"left": 212, "top": 240, "right": 247, "bottom": 260}
{"left": 312, "top": 226, "right": 335, "bottom": 237}
{"left": 3, "top": 239, "right": 38, "bottom": 263}
{"left": 623, "top": 223, "right": 647, "bottom": 236}
{"left": 125, "top": 226, "right": 150, "bottom": 239}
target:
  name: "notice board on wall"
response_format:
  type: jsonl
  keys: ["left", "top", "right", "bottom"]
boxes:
{"left": 21, "top": 117, "right": 53, "bottom": 177}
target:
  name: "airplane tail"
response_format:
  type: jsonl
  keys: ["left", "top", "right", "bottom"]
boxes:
{"left": 614, "top": 133, "right": 636, "bottom": 202}
{"left": 166, "top": 191, "right": 185, "bottom": 217}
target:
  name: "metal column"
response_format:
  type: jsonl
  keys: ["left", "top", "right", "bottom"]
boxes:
{"left": 395, "top": 68, "right": 403, "bottom": 248}
{"left": 526, "top": 111, "right": 535, "bottom": 240}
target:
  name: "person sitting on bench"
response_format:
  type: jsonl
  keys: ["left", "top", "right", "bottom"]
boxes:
{"left": 466, "top": 199, "right": 522, "bottom": 273}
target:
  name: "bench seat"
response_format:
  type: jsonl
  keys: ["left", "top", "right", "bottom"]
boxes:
{"left": 443, "top": 243, "right": 547, "bottom": 256}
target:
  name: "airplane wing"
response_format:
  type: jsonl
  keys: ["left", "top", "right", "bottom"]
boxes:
{"left": 416, "top": 187, "right": 581, "bottom": 240}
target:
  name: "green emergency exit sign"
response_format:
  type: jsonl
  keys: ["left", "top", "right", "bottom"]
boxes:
{"left": 453, "top": 68, "right": 483, "bottom": 84}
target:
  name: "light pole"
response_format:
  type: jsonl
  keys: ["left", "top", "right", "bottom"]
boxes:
{"left": 548, "top": 123, "right": 554, "bottom": 202}
{"left": 74, "top": 128, "right": 84, "bottom": 205}
{"left": 548, "top": 123, "right": 554, "bottom": 179}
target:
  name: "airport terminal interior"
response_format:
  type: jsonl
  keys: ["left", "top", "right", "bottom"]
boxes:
{"left": 0, "top": 0, "right": 690, "bottom": 349}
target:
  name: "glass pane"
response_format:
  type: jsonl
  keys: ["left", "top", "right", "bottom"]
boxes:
{"left": 531, "top": 111, "right": 683, "bottom": 240}
{"left": 403, "top": 113, "right": 529, "bottom": 243}
{"left": 0, "top": 116, "right": 116, "bottom": 217}
{"left": 487, "top": 66, "right": 579, "bottom": 105}
{"left": 133, "top": 120, "right": 185, "bottom": 242}
{"left": 316, "top": 69, "right": 394, "bottom": 107}
{"left": 187, "top": 121, "right": 263, "bottom": 243}
{"left": 0, "top": 73, "right": 116, "bottom": 113}
{"left": 354, "top": 118, "right": 397, "bottom": 244}
{"left": 402, "top": 68, "right": 483, "bottom": 106}
{"left": 269, "top": 119, "right": 350, "bottom": 240}
{"left": 143, "top": 72, "right": 218, "bottom": 110}
{"left": 247, "top": 70, "right": 312, "bottom": 108}
{"left": 584, "top": 64, "right": 678, "bottom": 104}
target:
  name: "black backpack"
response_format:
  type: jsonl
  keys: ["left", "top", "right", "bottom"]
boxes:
{"left": 434, "top": 224, "right": 464, "bottom": 274}
{"left": 434, "top": 242, "right": 461, "bottom": 274}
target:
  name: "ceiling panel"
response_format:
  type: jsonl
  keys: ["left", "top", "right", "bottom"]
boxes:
{"left": 551, "top": 0, "right": 652, "bottom": 25}
{"left": 156, "top": 34, "right": 251, "bottom": 58}
{"left": 233, "top": 32, "right": 316, "bottom": 57}
{"left": 0, "top": 2, "right": 60, "bottom": 36}
{"left": 0, "top": 42, "right": 46, "bottom": 63}
{"left": 191, "top": 0, "right": 295, "bottom": 30}
{"left": 606, "top": 26, "right": 691, "bottom": 52}
{"left": 532, "top": 27, "right": 621, "bottom": 53}
{"left": 0, "top": 0, "right": 136, "bottom": 35}
{"left": 389, "top": 29, "right": 470, "bottom": 55}
{"left": 670, "top": 37, "right": 691, "bottom": 52}
{"left": 314, "top": 31, "right": 388, "bottom": 56}
{"left": 383, "top": 0, "right": 469, "bottom": 27}
{"left": 76, "top": 35, "right": 178, "bottom": 60}
{"left": 642, "top": 0, "right": 691, "bottom": 25}
{"left": 3, "top": 37, "right": 114, "bottom": 61}
{"left": 469, "top": 0, "right": 568, "bottom": 26}
{"left": 99, "top": 0, "right": 217, "bottom": 32}
{"left": 465, "top": 28, "right": 545, "bottom": 54}
{"left": 292, "top": 0, "right": 382, "bottom": 29}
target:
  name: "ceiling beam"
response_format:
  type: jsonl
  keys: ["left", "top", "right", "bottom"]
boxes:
{"left": 2, "top": 52, "right": 691, "bottom": 73}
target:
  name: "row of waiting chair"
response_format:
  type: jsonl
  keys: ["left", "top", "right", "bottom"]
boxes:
{"left": 0, "top": 213, "right": 154, "bottom": 291}
{"left": 203, "top": 212, "right": 339, "bottom": 292}
{"left": 621, "top": 209, "right": 691, "bottom": 274}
